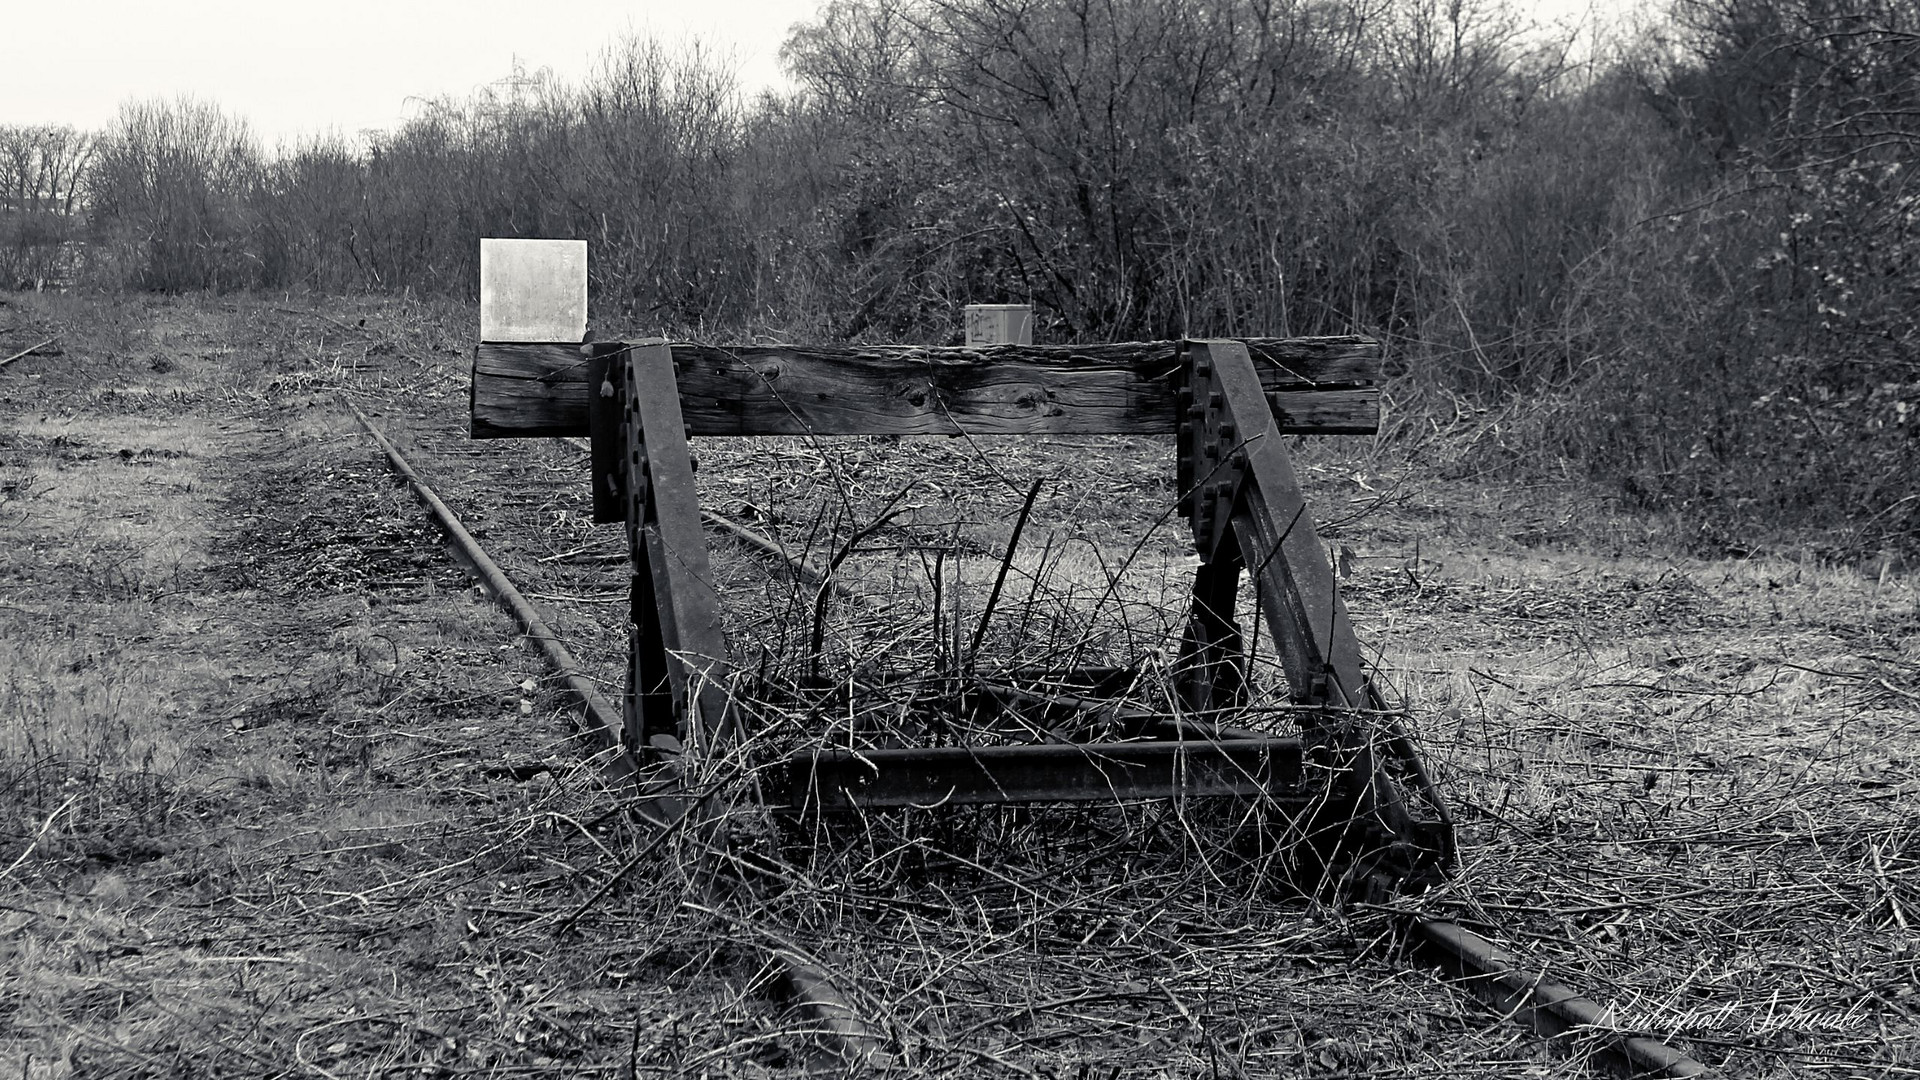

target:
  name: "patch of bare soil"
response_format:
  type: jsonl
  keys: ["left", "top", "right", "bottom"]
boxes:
{"left": 0, "top": 295, "right": 800, "bottom": 1078}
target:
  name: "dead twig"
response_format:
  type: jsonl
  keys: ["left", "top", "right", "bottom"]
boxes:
{"left": 807, "top": 480, "right": 920, "bottom": 682}
{"left": 0, "top": 795, "right": 76, "bottom": 882}
{"left": 967, "top": 477, "right": 1045, "bottom": 669}
{"left": 0, "top": 335, "right": 59, "bottom": 369}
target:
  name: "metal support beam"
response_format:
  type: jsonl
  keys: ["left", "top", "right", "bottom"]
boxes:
{"left": 765, "top": 739, "right": 1307, "bottom": 812}
{"left": 1178, "top": 340, "right": 1456, "bottom": 886}
{"left": 1184, "top": 339, "right": 1369, "bottom": 707}
{"left": 616, "top": 344, "right": 735, "bottom": 756}
{"left": 1175, "top": 554, "right": 1250, "bottom": 715}
{"left": 585, "top": 344, "right": 627, "bottom": 525}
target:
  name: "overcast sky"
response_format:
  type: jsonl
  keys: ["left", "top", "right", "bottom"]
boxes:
{"left": 6, "top": 0, "right": 1631, "bottom": 147}
{"left": 3, "top": 0, "right": 823, "bottom": 146}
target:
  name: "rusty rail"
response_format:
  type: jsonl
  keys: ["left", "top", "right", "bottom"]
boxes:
{"left": 350, "top": 402, "right": 890, "bottom": 1067}
{"left": 352, "top": 404, "right": 628, "bottom": 759}
{"left": 1411, "top": 918, "right": 1715, "bottom": 1078}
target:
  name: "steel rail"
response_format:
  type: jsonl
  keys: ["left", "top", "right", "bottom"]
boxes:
{"left": 350, "top": 403, "right": 889, "bottom": 1067}
{"left": 1410, "top": 918, "right": 1716, "bottom": 1078}
{"left": 0, "top": 334, "right": 59, "bottom": 369}
{"left": 352, "top": 405, "right": 629, "bottom": 762}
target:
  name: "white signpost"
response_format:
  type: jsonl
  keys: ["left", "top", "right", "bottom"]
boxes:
{"left": 479, "top": 238, "right": 588, "bottom": 343}
{"left": 963, "top": 303, "right": 1033, "bottom": 347}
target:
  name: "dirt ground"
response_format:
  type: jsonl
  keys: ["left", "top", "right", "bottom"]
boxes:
{"left": 0, "top": 292, "right": 1914, "bottom": 1078}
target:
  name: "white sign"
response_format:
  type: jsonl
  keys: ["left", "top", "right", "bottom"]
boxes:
{"left": 480, "top": 238, "right": 588, "bottom": 342}
{"left": 964, "top": 304, "right": 1033, "bottom": 347}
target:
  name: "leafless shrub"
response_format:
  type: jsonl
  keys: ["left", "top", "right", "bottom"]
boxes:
{"left": 88, "top": 97, "right": 262, "bottom": 291}
{"left": 0, "top": 124, "right": 92, "bottom": 288}
{"left": 32, "top": 1, "right": 1917, "bottom": 552}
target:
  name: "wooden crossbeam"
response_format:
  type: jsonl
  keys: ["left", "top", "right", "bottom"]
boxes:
{"left": 471, "top": 338, "right": 1379, "bottom": 439}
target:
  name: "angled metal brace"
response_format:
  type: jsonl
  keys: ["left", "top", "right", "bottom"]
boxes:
{"left": 765, "top": 739, "right": 1308, "bottom": 813}
{"left": 1178, "top": 339, "right": 1455, "bottom": 887}
{"left": 1183, "top": 339, "right": 1370, "bottom": 706}
{"left": 588, "top": 343, "right": 735, "bottom": 759}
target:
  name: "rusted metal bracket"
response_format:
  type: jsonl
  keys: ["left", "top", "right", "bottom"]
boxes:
{"left": 588, "top": 343, "right": 735, "bottom": 759}
{"left": 584, "top": 343, "right": 628, "bottom": 525}
{"left": 765, "top": 739, "right": 1308, "bottom": 813}
{"left": 1176, "top": 339, "right": 1455, "bottom": 889}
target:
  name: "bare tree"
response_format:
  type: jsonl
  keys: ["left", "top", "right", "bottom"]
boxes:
{"left": 89, "top": 98, "right": 262, "bottom": 291}
{"left": 0, "top": 125, "right": 94, "bottom": 287}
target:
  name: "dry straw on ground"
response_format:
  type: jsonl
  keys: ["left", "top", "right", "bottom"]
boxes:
{"left": 0, "top": 294, "right": 1913, "bottom": 1077}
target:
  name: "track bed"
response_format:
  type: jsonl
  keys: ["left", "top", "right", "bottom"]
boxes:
{"left": 1, "top": 293, "right": 1913, "bottom": 1076}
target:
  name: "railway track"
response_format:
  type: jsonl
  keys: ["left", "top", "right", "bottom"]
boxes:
{"left": 345, "top": 396, "right": 1719, "bottom": 1078}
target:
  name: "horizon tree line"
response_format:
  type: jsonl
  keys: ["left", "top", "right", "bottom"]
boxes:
{"left": 1, "top": 0, "right": 1914, "bottom": 551}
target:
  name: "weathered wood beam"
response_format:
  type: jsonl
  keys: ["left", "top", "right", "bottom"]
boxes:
{"left": 471, "top": 338, "right": 1380, "bottom": 439}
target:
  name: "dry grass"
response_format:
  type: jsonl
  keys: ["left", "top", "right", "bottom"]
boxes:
{"left": 0, "top": 294, "right": 803, "bottom": 1078}
{"left": 591, "top": 418, "right": 1918, "bottom": 1077}
{"left": 1360, "top": 547, "right": 1920, "bottom": 1077}
{"left": 2, "top": 290, "right": 1914, "bottom": 1077}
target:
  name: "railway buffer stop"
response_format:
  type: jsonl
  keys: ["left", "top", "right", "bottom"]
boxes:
{"left": 468, "top": 238, "right": 1455, "bottom": 901}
